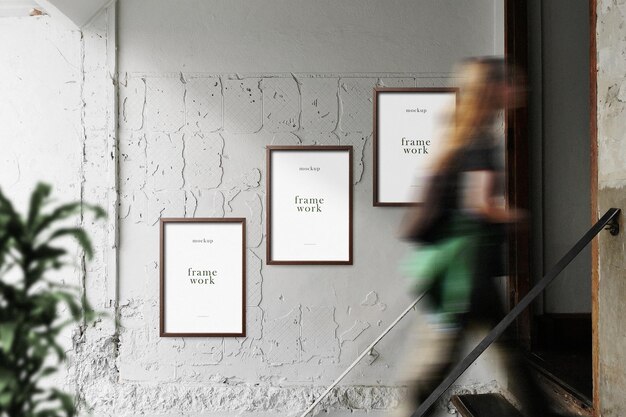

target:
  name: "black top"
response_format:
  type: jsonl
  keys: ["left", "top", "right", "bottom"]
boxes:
{"left": 421, "top": 133, "right": 499, "bottom": 242}
{"left": 402, "top": 131, "right": 501, "bottom": 244}
{"left": 456, "top": 133, "right": 506, "bottom": 321}
{"left": 410, "top": 132, "right": 507, "bottom": 321}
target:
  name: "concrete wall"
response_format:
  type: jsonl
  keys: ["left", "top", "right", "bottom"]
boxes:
{"left": 596, "top": 1, "right": 626, "bottom": 415}
{"left": 0, "top": 16, "right": 82, "bottom": 207}
{"left": 118, "top": 0, "right": 499, "bottom": 73}
{"left": 1, "top": 2, "right": 506, "bottom": 416}
{"left": 112, "top": 1, "right": 506, "bottom": 415}
{"left": 10, "top": 2, "right": 626, "bottom": 416}
{"left": 0, "top": 5, "right": 117, "bottom": 408}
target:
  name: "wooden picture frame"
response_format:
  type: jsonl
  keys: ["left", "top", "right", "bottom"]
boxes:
{"left": 266, "top": 146, "right": 353, "bottom": 265}
{"left": 373, "top": 87, "right": 458, "bottom": 206}
{"left": 160, "top": 218, "right": 246, "bottom": 337}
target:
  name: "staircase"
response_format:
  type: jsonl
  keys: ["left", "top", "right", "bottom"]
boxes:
{"left": 451, "top": 358, "right": 594, "bottom": 417}
{"left": 451, "top": 394, "right": 523, "bottom": 417}
{"left": 296, "top": 208, "right": 620, "bottom": 417}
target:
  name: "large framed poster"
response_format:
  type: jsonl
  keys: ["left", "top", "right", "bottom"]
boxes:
{"left": 266, "top": 146, "right": 353, "bottom": 265}
{"left": 160, "top": 218, "right": 246, "bottom": 337}
{"left": 373, "top": 87, "right": 458, "bottom": 206}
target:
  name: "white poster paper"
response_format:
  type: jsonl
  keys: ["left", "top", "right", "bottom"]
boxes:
{"left": 161, "top": 219, "right": 245, "bottom": 336}
{"left": 268, "top": 147, "right": 352, "bottom": 264}
{"left": 375, "top": 89, "right": 457, "bottom": 205}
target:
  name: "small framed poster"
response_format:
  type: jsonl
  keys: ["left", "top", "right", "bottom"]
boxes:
{"left": 373, "top": 87, "right": 458, "bottom": 206}
{"left": 160, "top": 218, "right": 246, "bottom": 337}
{"left": 266, "top": 146, "right": 353, "bottom": 265}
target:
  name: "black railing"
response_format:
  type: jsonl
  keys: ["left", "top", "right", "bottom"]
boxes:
{"left": 412, "top": 207, "right": 621, "bottom": 417}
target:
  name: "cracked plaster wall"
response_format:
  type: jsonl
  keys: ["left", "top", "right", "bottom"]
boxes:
{"left": 597, "top": 1, "right": 626, "bottom": 415}
{"left": 1, "top": 1, "right": 507, "bottom": 416}
{"left": 114, "top": 71, "right": 509, "bottom": 417}
{"left": 0, "top": 5, "right": 118, "bottom": 414}
{"left": 111, "top": 1, "right": 506, "bottom": 416}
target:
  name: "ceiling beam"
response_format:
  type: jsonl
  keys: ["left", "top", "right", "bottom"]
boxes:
{"left": 35, "top": 0, "right": 114, "bottom": 28}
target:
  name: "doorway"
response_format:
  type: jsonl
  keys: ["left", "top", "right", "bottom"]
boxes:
{"left": 506, "top": 0, "right": 596, "bottom": 408}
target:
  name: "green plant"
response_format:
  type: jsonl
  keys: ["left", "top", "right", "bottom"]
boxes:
{"left": 0, "top": 183, "right": 105, "bottom": 417}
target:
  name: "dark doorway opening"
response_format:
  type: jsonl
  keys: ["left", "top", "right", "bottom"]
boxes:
{"left": 506, "top": 0, "right": 596, "bottom": 408}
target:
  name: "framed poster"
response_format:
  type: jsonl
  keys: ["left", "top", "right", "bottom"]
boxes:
{"left": 266, "top": 146, "right": 353, "bottom": 265}
{"left": 373, "top": 87, "right": 458, "bottom": 206}
{"left": 160, "top": 218, "right": 246, "bottom": 337}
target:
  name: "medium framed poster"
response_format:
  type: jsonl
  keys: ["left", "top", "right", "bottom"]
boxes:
{"left": 373, "top": 87, "right": 458, "bottom": 206}
{"left": 266, "top": 146, "right": 353, "bottom": 265}
{"left": 160, "top": 218, "right": 246, "bottom": 337}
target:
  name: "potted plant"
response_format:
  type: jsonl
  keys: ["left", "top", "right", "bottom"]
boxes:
{"left": 0, "top": 183, "right": 105, "bottom": 417}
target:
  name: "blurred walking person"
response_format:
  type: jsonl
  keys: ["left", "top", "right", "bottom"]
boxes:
{"left": 395, "top": 57, "right": 547, "bottom": 417}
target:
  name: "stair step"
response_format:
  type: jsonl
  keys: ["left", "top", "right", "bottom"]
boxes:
{"left": 451, "top": 393, "right": 523, "bottom": 417}
{"left": 527, "top": 353, "right": 593, "bottom": 417}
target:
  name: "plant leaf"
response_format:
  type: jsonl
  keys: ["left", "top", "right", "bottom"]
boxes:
{"left": 0, "top": 187, "right": 17, "bottom": 217}
{"left": 32, "top": 203, "right": 82, "bottom": 236}
{"left": 0, "top": 391, "right": 11, "bottom": 407}
{"left": 49, "top": 389, "right": 76, "bottom": 416}
{"left": 48, "top": 228, "right": 93, "bottom": 259}
{"left": 27, "top": 183, "right": 52, "bottom": 232}
{"left": 0, "top": 323, "right": 16, "bottom": 354}
{"left": 38, "top": 366, "right": 58, "bottom": 378}
{"left": 53, "top": 291, "right": 82, "bottom": 320}
{"left": 0, "top": 184, "right": 104, "bottom": 417}
{"left": 0, "top": 368, "right": 16, "bottom": 393}
{"left": 84, "top": 203, "right": 107, "bottom": 220}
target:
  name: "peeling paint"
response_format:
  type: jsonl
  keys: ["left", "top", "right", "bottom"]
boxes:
{"left": 361, "top": 291, "right": 379, "bottom": 306}
{"left": 247, "top": 250, "right": 263, "bottom": 307}
{"left": 104, "top": 71, "right": 462, "bottom": 415}
{"left": 272, "top": 132, "right": 302, "bottom": 145}
{"left": 359, "top": 291, "right": 387, "bottom": 311}
{"left": 225, "top": 307, "right": 265, "bottom": 359}
{"left": 193, "top": 189, "right": 226, "bottom": 217}
{"left": 339, "top": 132, "right": 370, "bottom": 184}
{"left": 223, "top": 78, "right": 263, "bottom": 133}
{"left": 300, "top": 77, "right": 340, "bottom": 133}
{"left": 183, "top": 132, "right": 223, "bottom": 190}
{"left": 185, "top": 76, "right": 223, "bottom": 132}
{"left": 340, "top": 320, "right": 371, "bottom": 344}
{"left": 1, "top": 5, "right": 500, "bottom": 416}
{"left": 145, "top": 76, "right": 185, "bottom": 132}
{"left": 338, "top": 78, "right": 377, "bottom": 134}
{"left": 300, "top": 132, "right": 341, "bottom": 146}
{"left": 378, "top": 77, "right": 416, "bottom": 88}
{"left": 86, "top": 69, "right": 468, "bottom": 415}
{"left": 145, "top": 132, "right": 184, "bottom": 192}
{"left": 301, "top": 306, "right": 340, "bottom": 363}
{"left": 262, "top": 77, "right": 301, "bottom": 133}
{"left": 265, "top": 308, "right": 301, "bottom": 365}
{"left": 119, "top": 75, "right": 146, "bottom": 131}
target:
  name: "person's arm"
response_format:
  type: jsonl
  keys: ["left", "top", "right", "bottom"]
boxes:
{"left": 461, "top": 170, "right": 524, "bottom": 223}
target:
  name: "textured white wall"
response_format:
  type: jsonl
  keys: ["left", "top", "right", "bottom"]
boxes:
{"left": 0, "top": 2, "right": 507, "bottom": 416}
{"left": 112, "top": 1, "right": 506, "bottom": 416}
{"left": 118, "top": 0, "right": 499, "bottom": 74}
{"left": 0, "top": 6, "right": 118, "bottom": 414}
{"left": 597, "top": 1, "right": 626, "bottom": 415}
{"left": 0, "top": 9, "right": 117, "bottom": 311}
{"left": 0, "top": 16, "right": 82, "bottom": 207}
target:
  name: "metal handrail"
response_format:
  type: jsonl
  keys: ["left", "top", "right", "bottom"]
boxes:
{"left": 297, "top": 208, "right": 620, "bottom": 417}
{"left": 412, "top": 207, "right": 620, "bottom": 417}
{"left": 298, "top": 291, "right": 428, "bottom": 417}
